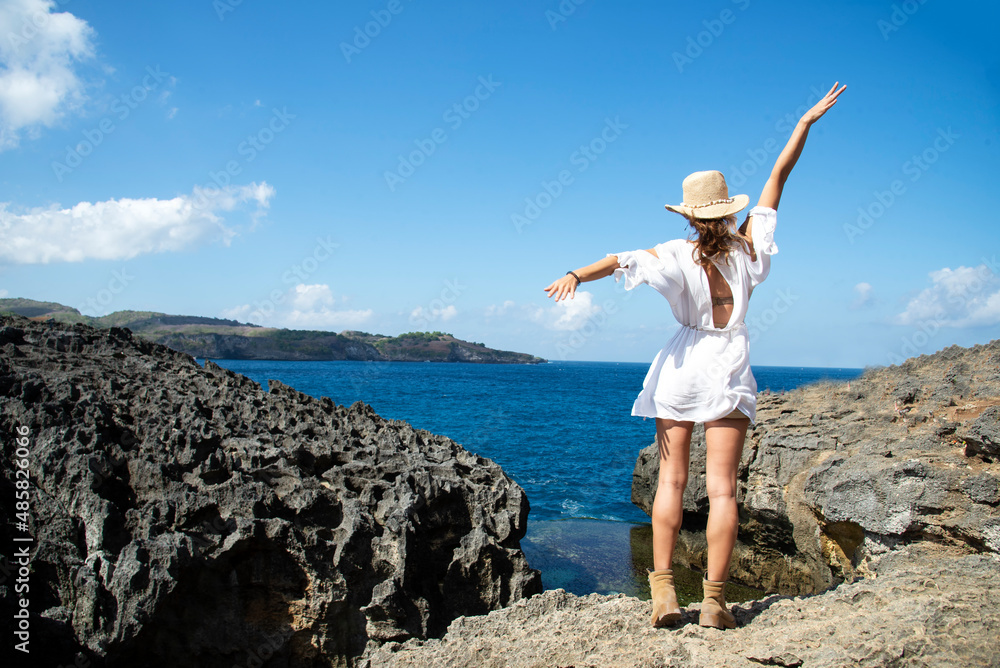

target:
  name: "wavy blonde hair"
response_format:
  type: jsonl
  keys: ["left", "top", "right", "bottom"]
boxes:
{"left": 684, "top": 213, "right": 750, "bottom": 268}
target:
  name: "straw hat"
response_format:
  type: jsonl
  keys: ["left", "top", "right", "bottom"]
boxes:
{"left": 664, "top": 170, "right": 749, "bottom": 220}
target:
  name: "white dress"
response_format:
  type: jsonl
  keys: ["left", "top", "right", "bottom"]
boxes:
{"left": 610, "top": 206, "right": 778, "bottom": 424}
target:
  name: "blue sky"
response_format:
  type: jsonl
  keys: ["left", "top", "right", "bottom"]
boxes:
{"left": 1, "top": 0, "right": 997, "bottom": 367}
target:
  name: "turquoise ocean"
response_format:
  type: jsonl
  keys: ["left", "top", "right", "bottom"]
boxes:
{"left": 208, "top": 359, "right": 863, "bottom": 599}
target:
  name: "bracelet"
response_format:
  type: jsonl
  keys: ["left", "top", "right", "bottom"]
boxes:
{"left": 566, "top": 271, "right": 581, "bottom": 285}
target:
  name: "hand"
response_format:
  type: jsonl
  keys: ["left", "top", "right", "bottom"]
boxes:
{"left": 800, "top": 82, "right": 846, "bottom": 126}
{"left": 544, "top": 274, "right": 579, "bottom": 302}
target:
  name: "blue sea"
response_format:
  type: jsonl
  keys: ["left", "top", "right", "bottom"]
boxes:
{"left": 208, "top": 359, "right": 862, "bottom": 597}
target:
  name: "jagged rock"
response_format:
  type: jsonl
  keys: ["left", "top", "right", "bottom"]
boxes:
{"left": 0, "top": 315, "right": 541, "bottom": 667}
{"left": 631, "top": 340, "right": 1000, "bottom": 594}
{"left": 367, "top": 542, "right": 1000, "bottom": 668}
{"left": 961, "top": 405, "right": 1000, "bottom": 458}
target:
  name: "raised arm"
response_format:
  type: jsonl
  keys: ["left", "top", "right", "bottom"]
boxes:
{"left": 742, "top": 82, "right": 846, "bottom": 238}
{"left": 544, "top": 249, "right": 659, "bottom": 302}
{"left": 758, "top": 82, "right": 846, "bottom": 210}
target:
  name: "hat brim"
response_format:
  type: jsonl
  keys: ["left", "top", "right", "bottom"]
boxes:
{"left": 665, "top": 194, "right": 749, "bottom": 220}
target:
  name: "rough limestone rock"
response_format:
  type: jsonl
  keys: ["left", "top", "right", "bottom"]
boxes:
{"left": 632, "top": 340, "right": 1000, "bottom": 595}
{"left": 368, "top": 542, "right": 1000, "bottom": 668}
{"left": 366, "top": 340, "right": 1000, "bottom": 668}
{"left": 0, "top": 316, "right": 541, "bottom": 667}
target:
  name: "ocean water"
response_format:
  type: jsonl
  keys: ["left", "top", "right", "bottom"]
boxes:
{"left": 208, "top": 359, "right": 862, "bottom": 597}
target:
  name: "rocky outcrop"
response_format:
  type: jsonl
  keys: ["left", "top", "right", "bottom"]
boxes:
{"left": 146, "top": 331, "right": 544, "bottom": 364}
{"left": 368, "top": 542, "right": 1000, "bottom": 668}
{"left": 632, "top": 340, "right": 1000, "bottom": 595}
{"left": 348, "top": 331, "right": 546, "bottom": 364}
{"left": 365, "top": 339, "right": 1000, "bottom": 668}
{"left": 0, "top": 299, "right": 546, "bottom": 363}
{"left": 0, "top": 315, "right": 541, "bottom": 667}
{"left": 154, "top": 329, "right": 386, "bottom": 362}
{"left": 446, "top": 342, "right": 540, "bottom": 363}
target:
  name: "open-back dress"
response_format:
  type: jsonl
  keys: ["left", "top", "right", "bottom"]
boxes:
{"left": 609, "top": 205, "right": 778, "bottom": 424}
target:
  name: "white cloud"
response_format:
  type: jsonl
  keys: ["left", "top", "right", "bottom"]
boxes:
{"left": 485, "top": 294, "right": 606, "bottom": 331}
{"left": 526, "top": 291, "right": 603, "bottom": 331}
{"left": 0, "top": 0, "right": 96, "bottom": 150}
{"left": 291, "top": 283, "right": 334, "bottom": 311}
{"left": 411, "top": 304, "right": 457, "bottom": 322}
{"left": 0, "top": 289, "right": 8, "bottom": 298}
{"left": 549, "top": 291, "right": 603, "bottom": 331}
{"left": 224, "top": 284, "right": 374, "bottom": 330}
{"left": 166, "top": 106, "right": 178, "bottom": 120}
{"left": 485, "top": 300, "right": 515, "bottom": 317}
{"left": 895, "top": 262, "right": 1000, "bottom": 327}
{"left": 219, "top": 304, "right": 254, "bottom": 322}
{"left": 0, "top": 182, "right": 275, "bottom": 264}
{"left": 852, "top": 282, "right": 874, "bottom": 309}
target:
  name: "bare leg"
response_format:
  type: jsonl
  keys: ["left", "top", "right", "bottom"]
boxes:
{"left": 703, "top": 414, "right": 749, "bottom": 582}
{"left": 651, "top": 418, "right": 693, "bottom": 571}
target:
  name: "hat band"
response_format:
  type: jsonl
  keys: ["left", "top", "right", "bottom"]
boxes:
{"left": 680, "top": 197, "right": 734, "bottom": 209}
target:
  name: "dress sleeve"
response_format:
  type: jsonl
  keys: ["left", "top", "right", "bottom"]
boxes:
{"left": 608, "top": 245, "right": 684, "bottom": 303}
{"left": 745, "top": 206, "right": 778, "bottom": 288}
{"left": 748, "top": 206, "right": 778, "bottom": 256}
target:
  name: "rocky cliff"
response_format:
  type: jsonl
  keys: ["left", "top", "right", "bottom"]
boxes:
{"left": 366, "top": 339, "right": 1000, "bottom": 668}
{"left": 0, "top": 299, "right": 546, "bottom": 364}
{"left": 368, "top": 542, "right": 1000, "bottom": 668}
{"left": 0, "top": 315, "right": 541, "bottom": 667}
{"left": 632, "top": 339, "right": 1000, "bottom": 596}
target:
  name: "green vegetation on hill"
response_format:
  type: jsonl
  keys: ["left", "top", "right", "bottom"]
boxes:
{"left": 372, "top": 331, "right": 447, "bottom": 350}
{"left": 0, "top": 298, "right": 80, "bottom": 319}
{"left": 0, "top": 298, "right": 545, "bottom": 364}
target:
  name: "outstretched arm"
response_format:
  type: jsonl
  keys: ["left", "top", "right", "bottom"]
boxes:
{"left": 742, "top": 82, "right": 846, "bottom": 240}
{"left": 544, "top": 249, "right": 659, "bottom": 302}
{"left": 758, "top": 82, "right": 846, "bottom": 210}
{"left": 544, "top": 256, "right": 619, "bottom": 302}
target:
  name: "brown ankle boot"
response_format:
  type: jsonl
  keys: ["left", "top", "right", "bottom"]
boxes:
{"left": 699, "top": 578, "right": 736, "bottom": 629}
{"left": 648, "top": 569, "right": 682, "bottom": 627}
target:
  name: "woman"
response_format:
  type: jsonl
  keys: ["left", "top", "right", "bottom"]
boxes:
{"left": 544, "top": 82, "right": 846, "bottom": 629}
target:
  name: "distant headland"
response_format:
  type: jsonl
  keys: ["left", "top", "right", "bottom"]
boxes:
{"left": 0, "top": 298, "right": 546, "bottom": 364}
